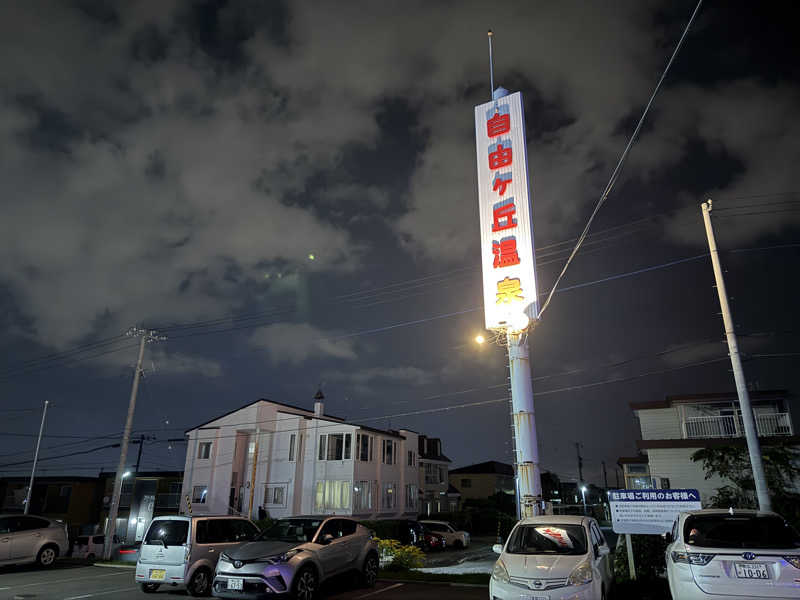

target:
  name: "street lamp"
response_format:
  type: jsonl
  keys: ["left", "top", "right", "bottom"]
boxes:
{"left": 580, "top": 485, "right": 588, "bottom": 515}
{"left": 475, "top": 334, "right": 486, "bottom": 344}
{"left": 122, "top": 471, "right": 131, "bottom": 478}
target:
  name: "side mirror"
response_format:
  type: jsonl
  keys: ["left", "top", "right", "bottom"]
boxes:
{"left": 322, "top": 534, "right": 334, "bottom": 545}
{"left": 663, "top": 532, "right": 673, "bottom": 544}
{"left": 492, "top": 544, "right": 503, "bottom": 554}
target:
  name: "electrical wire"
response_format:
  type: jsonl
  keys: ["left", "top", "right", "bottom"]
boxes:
{"left": 537, "top": 0, "right": 704, "bottom": 318}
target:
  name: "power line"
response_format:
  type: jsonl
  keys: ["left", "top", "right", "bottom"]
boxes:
{"left": 537, "top": 0, "right": 704, "bottom": 318}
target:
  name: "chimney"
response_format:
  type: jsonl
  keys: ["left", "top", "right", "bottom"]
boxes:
{"left": 313, "top": 388, "right": 325, "bottom": 417}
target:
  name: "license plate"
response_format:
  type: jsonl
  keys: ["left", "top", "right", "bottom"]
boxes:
{"left": 521, "top": 595, "right": 548, "bottom": 600}
{"left": 227, "top": 578, "right": 244, "bottom": 591}
{"left": 735, "top": 562, "right": 769, "bottom": 579}
{"left": 149, "top": 569, "right": 166, "bottom": 581}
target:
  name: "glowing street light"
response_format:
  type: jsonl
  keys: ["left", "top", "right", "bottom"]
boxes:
{"left": 580, "top": 485, "right": 588, "bottom": 515}
{"left": 122, "top": 471, "right": 131, "bottom": 478}
{"left": 475, "top": 334, "right": 486, "bottom": 344}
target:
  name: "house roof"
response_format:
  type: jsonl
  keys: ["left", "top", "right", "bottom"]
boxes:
{"left": 276, "top": 410, "right": 405, "bottom": 440}
{"left": 185, "top": 397, "right": 344, "bottom": 433}
{"left": 449, "top": 461, "right": 514, "bottom": 476}
{"left": 447, "top": 483, "right": 461, "bottom": 495}
{"left": 630, "top": 389, "right": 788, "bottom": 411}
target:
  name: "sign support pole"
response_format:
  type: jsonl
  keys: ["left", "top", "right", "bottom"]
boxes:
{"left": 625, "top": 534, "right": 636, "bottom": 581}
{"left": 507, "top": 328, "right": 542, "bottom": 518}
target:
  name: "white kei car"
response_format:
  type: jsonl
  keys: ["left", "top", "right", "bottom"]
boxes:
{"left": 419, "top": 520, "right": 470, "bottom": 549}
{"left": 491, "top": 515, "right": 613, "bottom": 600}
{"left": 665, "top": 508, "right": 800, "bottom": 600}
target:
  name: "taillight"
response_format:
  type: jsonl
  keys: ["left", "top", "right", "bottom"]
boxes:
{"left": 119, "top": 549, "right": 137, "bottom": 554}
{"left": 671, "top": 551, "right": 715, "bottom": 566}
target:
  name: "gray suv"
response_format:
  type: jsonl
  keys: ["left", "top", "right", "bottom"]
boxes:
{"left": 0, "top": 514, "right": 69, "bottom": 568}
{"left": 213, "top": 516, "right": 378, "bottom": 599}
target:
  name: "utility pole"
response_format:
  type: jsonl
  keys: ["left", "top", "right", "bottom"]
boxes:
{"left": 103, "top": 327, "right": 165, "bottom": 560}
{"left": 507, "top": 327, "right": 542, "bottom": 519}
{"left": 24, "top": 400, "right": 49, "bottom": 514}
{"left": 248, "top": 427, "right": 261, "bottom": 519}
{"left": 701, "top": 200, "right": 771, "bottom": 512}
{"left": 601, "top": 461, "right": 609, "bottom": 490}
{"left": 575, "top": 442, "right": 584, "bottom": 483}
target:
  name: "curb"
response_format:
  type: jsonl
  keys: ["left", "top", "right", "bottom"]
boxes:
{"left": 378, "top": 578, "right": 488, "bottom": 588}
{"left": 91, "top": 562, "right": 136, "bottom": 569}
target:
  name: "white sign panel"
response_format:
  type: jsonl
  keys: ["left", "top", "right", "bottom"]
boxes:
{"left": 609, "top": 489, "right": 702, "bottom": 534}
{"left": 474, "top": 91, "right": 539, "bottom": 330}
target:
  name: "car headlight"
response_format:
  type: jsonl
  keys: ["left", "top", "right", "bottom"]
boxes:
{"left": 491, "top": 559, "right": 510, "bottom": 584}
{"left": 671, "top": 551, "right": 715, "bottom": 566}
{"left": 255, "top": 549, "right": 300, "bottom": 564}
{"left": 567, "top": 558, "right": 593, "bottom": 586}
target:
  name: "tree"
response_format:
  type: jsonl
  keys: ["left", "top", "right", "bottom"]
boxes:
{"left": 691, "top": 443, "right": 800, "bottom": 526}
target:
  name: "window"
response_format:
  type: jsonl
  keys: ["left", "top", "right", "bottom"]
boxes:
{"left": 407, "top": 451, "right": 415, "bottom": 466}
{"left": 192, "top": 485, "right": 208, "bottom": 504}
{"left": 289, "top": 434, "right": 296, "bottom": 462}
{"left": 683, "top": 514, "right": 800, "bottom": 549}
{"left": 357, "top": 434, "right": 373, "bottom": 462}
{"left": 382, "top": 482, "right": 397, "bottom": 509}
{"left": 196, "top": 519, "right": 242, "bottom": 544}
{"left": 231, "top": 519, "right": 259, "bottom": 542}
{"left": 506, "top": 524, "right": 588, "bottom": 556}
{"left": 198, "top": 442, "right": 212, "bottom": 459}
{"left": 11, "top": 516, "right": 49, "bottom": 532}
{"left": 405, "top": 484, "right": 417, "bottom": 509}
{"left": 354, "top": 481, "right": 375, "bottom": 511}
{"left": 382, "top": 440, "right": 395, "bottom": 465}
{"left": 318, "top": 435, "right": 327, "bottom": 460}
{"left": 460, "top": 478, "right": 472, "bottom": 488}
{"left": 660, "top": 477, "right": 671, "bottom": 489}
{"left": 319, "top": 434, "right": 352, "bottom": 461}
{"left": 248, "top": 441, "right": 256, "bottom": 456}
{"left": 264, "top": 484, "right": 287, "bottom": 507}
{"left": 314, "top": 480, "right": 352, "bottom": 511}
{"left": 438, "top": 466, "right": 446, "bottom": 484}
{"left": 145, "top": 519, "right": 189, "bottom": 546}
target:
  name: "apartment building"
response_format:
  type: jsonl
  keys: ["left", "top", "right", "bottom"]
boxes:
{"left": 630, "top": 390, "right": 797, "bottom": 503}
{"left": 181, "top": 397, "right": 421, "bottom": 520}
{"left": 417, "top": 434, "right": 454, "bottom": 515}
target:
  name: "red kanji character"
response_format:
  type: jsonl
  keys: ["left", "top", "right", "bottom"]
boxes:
{"left": 488, "top": 144, "right": 512, "bottom": 169}
{"left": 493, "top": 238, "right": 520, "bottom": 268}
{"left": 487, "top": 112, "right": 510, "bottom": 137}
{"left": 492, "top": 201, "right": 517, "bottom": 232}
{"left": 493, "top": 173, "right": 512, "bottom": 196}
{"left": 496, "top": 277, "right": 524, "bottom": 304}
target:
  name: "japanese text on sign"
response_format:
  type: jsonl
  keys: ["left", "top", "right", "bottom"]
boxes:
{"left": 474, "top": 91, "right": 539, "bottom": 329}
{"left": 609, "top": 489, "right": 701, "bottom": 535}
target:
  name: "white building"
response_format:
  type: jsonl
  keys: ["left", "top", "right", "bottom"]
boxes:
{"left": 180, "top": 397, "right": 421, "bottom": 520}
{"left": 627, "top": 390, "right": 795, "bottom": 504}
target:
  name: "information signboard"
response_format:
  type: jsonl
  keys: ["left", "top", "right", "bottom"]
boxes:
{"left": 609, "top": 489, "right": 702, "bottom": 534}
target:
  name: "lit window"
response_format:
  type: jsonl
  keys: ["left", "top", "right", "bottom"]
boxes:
{"left": 197, "top": 442, "right": 212, "bottom": 459}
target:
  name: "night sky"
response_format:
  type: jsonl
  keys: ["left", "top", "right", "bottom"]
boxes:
{"left": 1, "top": 1, "right": 797, "bottom": 488}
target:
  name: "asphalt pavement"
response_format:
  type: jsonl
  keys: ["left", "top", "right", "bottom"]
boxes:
{"left": 0, "top": 563, "right": 487, "bottom": 600}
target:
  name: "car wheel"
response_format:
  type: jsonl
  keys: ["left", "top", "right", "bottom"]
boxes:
{"left": 141, "top": 583, "right": 160, "bottom": 593}
{"left": 187, "top": 567, "right": 212, "bottom": 597}
{"left": 360, "top": 554, "right": 378, "bottom": 588}
{"left": 292, "top": 565, "right": 319, "bottom": 600}
{"left": 37, "top": 545, "right": 58, "bottom": 567}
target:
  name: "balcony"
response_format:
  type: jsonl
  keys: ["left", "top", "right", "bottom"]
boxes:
{"left": 683, "top": 412, "right": 793, "bottom": 439}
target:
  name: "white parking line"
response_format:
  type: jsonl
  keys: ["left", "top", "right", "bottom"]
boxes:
{"left": 2, "top": 570, "right": 130, "bottom": 590}
{"left": 355, "top": 583, "right": 404, "bottom": 598}
{"left": 63, "top": 586, "right": 138, "bottom": 599}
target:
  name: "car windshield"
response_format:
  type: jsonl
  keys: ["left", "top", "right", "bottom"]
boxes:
{"left": 144, "top": 520, "right": 189, "bottom": 546}
{"left": 684, "top": 514, "right": 800, "bottom": 549}
{"left": 505, "top": 524, "right": 587, "bottom": 556}
{"left": 256, "top": 519, "right": 322, "bottom": 543}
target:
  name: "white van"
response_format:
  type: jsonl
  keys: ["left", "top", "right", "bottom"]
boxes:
{"left": 135, "top": 515, "right": 259, "bottom": 596}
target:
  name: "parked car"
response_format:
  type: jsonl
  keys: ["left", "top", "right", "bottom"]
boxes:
{"left": 72, "top": 534, "right": 122, "bottom": 561}
{"left": 421, "top": 526, "right": 446, "bottom": 552}
{"left": 665, "top": 508, "right": 800, "bottom": 599}
{"left": 135, "top": 515, "right": 259, "bottom": 596}
{"left": 420, "top": 520, "right": 470, "bottom": 549}
{"left": 371, "top": 519, "right": 427, "bottom": 550}
{"left": 114, "top": 540, "right": 141, "bottom": 563}
{"left": 213, "top": 516, "right": 379, "bottom": 599}
{"left": 491, "top": 515, "right": 613, "bottom": 600}
{"left": 0, "top": 514, "right": 69, "bottom": 568}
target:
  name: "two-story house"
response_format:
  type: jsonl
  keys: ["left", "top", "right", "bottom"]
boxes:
{"left": 181, "top": 396, "right": 421, "bottom": 520}
{"left": 417, "top": 434, "right": 454, "bottom": 515}
{"left": 629, "top": 390, "right": 796, "bottom": 503}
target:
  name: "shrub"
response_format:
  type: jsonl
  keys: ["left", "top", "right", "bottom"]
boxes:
{"left": 253, "top": 517, "right": 273, "bottom": 533}
{"left": 613, "top": 534, "right": 668, "bottom": 582}
{"left": 373, "top": 537, "right": 424, "bottom": 571}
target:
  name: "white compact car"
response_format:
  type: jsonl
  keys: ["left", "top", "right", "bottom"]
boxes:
{"left": 491, "top": 515, "right": 613, "bottom": 600}
{"left": 419, "top": 520, "right": 470, "bottom": 549}
{"left": 665, "top": 508, "right": 800, "bottom": 600}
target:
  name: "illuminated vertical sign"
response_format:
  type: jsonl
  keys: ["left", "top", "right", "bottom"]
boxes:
{"left": 474, "top": 91, "right": 539, "bottom": 329}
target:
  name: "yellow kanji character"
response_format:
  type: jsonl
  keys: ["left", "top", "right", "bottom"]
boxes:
{"left": 496, "top": 277, "right": 524, "bottom": 304}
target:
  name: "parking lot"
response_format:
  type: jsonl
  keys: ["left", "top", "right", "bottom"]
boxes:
{"left": 0, "top": 563, "right": 487, "bottom": 600}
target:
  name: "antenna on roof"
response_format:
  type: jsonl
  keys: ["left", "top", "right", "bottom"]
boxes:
{"left": 487, "top": 30, "right": 495, "bottom": 100}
